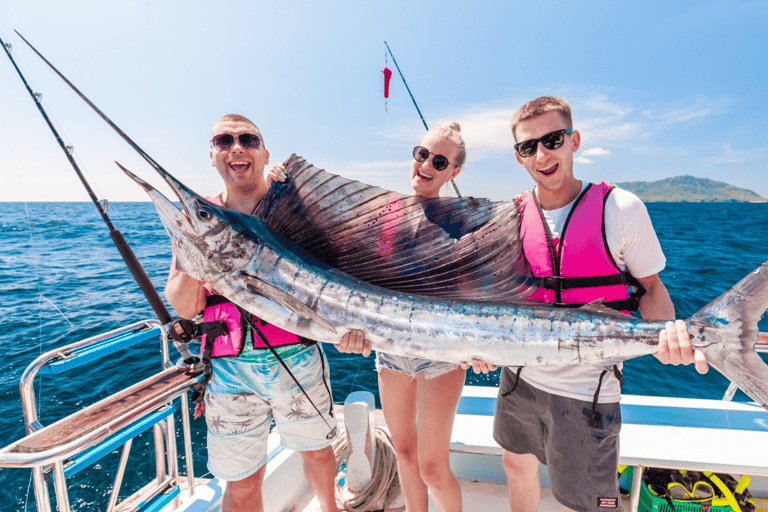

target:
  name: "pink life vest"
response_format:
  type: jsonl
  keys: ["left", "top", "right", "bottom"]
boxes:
{"left": 201, "top": 195, "right": 303, "bottom": 358}
{"left": 517, "top": 183, "right": 642, "bottom": 313}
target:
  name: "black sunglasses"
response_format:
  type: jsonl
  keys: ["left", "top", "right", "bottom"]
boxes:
{"left": 514, "top": 128, "right": 573, "bottom": 158}
{"left": 211, "top": 133, "right": 262, "bottom": 151}
{"left": 413, "top": 146, "right": 457, "bottom": 172}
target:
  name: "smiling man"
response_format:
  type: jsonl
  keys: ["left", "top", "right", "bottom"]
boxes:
{"left": 487, "top": 97, "right": 708, "bottom": 512}
{"left": 165, "top": 114, "right": 368, "bottom": 512}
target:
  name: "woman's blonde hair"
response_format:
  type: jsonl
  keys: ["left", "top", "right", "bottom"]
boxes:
{"left": 425, "top": 120, "right": 467, "bottom": 167}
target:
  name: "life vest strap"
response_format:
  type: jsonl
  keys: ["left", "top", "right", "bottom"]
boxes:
{"left": 189, "top": 320, "right": 229, "bottom": 405}
{"left": 544, "top": 271, "right": 646, "bottom": 312}
{"left": 588, "top": 365, "right": 623, "bottom": 429}
{"left": 205, "top": 293, "right": 234, "bottom": 308}
{"left": 537, "top": 271, "right": 633, "bottom": 290}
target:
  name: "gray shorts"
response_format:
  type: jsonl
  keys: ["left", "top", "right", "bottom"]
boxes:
{"left": 375, "top": 351, "right": 459, "bottom": 379}
{"left": 204, "top": 344, "right": 337, "bottom": 481}
{"left": 493, "top": 368, "right": 622, "bottom": 512}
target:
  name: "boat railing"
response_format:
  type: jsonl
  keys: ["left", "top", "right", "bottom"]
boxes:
{"left": 0, "top": 319, "right": 203, "bottom": 512}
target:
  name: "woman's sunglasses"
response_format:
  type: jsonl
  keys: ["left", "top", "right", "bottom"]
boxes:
{"left": 413, "top": 146, "right": 457, "bottom": 172}
{"left": 514, "top": 128, "right": 573, "bottom": 158}
{"left": 211, "top": 133, "right": 262, "bottom": 151}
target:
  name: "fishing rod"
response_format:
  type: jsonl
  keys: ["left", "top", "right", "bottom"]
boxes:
{"left": 2, "top": 34, "right": 198, "bottom": 364}
{"left": 12, "top": 32, "right": 341, "bottom": 428}
{"left": 384, "top": 41, "right": 462, "bottom": 197}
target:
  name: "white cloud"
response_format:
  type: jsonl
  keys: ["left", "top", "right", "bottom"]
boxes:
{"left": 436, "top": 106, "right": 516, "bottom": 154}
{"left": 382, "top": 103, "right": 518, "bottom": 161}
{"left": 340, "top": 160, "right": 410, "bottom": 176}
{"left": 702, "top": 144, "right": 767, "bottom": 166}
{"left": 640, "top": 95, "right": 733, "bottom": 125}
{"left": 581, "top": 147, "right": 611, "bottom": 157}
{"left": 575, "top": 156, "right": 595, "bottom": 164}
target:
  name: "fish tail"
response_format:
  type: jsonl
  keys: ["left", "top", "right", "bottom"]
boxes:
{"left": 689, "top": 260, "right": 768, "bottom": 409}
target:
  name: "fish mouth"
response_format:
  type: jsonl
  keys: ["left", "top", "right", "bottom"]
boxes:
{"left": 115, "top": 160, "right": 214, "bottom": 236}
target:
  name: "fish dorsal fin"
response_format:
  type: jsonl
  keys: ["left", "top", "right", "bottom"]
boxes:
{"left": 256, "top": 155, "right": 536, "bottom": 303}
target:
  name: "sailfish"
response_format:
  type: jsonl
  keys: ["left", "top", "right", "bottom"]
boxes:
{"left": 115, "top": 154, "right": 768, "bottom": 412}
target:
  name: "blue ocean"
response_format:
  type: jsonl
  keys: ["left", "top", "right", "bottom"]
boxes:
{"left": 1, "top": 201, "right": 767, "bottom": 510}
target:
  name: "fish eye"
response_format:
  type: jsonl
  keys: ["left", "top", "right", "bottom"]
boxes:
{"left": 197, "top": 207, "right": 213, "bottom": 221}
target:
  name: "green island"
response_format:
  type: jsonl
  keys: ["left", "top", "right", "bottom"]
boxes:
{"left": 614, "top": 175, "right": 768, "bottom": 202}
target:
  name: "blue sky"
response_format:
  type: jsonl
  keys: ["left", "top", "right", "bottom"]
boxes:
{"left": 1, "top": 1, "right": 766, "bottom": 202}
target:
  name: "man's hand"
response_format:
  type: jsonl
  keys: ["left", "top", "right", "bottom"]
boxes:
{"left": 654, "top": 319, "right": 709, "bottom": 374}
{"left": 266, "top": 163, "right": 288, "bottom": 185}
{"left": 460, "top": 358, "right": 498, "bottom": 374}
{"left": 337, "top": 330, "right": 372, "bottom": 357}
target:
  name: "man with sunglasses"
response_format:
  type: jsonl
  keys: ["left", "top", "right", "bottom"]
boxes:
{"left": 166, "top": 114, "right": 369, "bottom": 512}
{"left": 465, "top": 97, "right": 708, "bottom": 512}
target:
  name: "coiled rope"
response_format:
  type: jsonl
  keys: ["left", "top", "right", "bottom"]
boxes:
{"left": 332, "top": 425, "right": 404, "bottom": 512}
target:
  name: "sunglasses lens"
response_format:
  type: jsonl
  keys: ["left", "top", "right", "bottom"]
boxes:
{"left": 239, "top": 134, "right": 261, "bottom": 149}
{"left": 517, "top": 140, "right": 537, "bottom": 158}
{"left": 541, "top": 130, "right": 565, "bottom": 150}
{"left": 413, "top": 147, "right": 429, "bottom": 162}
{"left": 212, "top": 134, "right": 235, "bottom": 150}
{"left": 432, "top": 155, "right": 449, "bottom": 171}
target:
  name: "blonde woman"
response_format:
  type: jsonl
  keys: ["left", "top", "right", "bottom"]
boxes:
{"left": 376, "top": 121, "right": 467, "bottom": 512}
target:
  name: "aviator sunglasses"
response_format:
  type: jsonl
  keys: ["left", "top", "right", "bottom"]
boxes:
{"left": 413, "top": 146, "right": 457, "bottom": 172}
{"left": 514, "top": 128, "right": 573, "bottom": 158}
{"left": 211, "top": 133, "right": 262, "bottom": 151}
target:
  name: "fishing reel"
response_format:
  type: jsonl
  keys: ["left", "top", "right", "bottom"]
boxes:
{"left": 169, "top": 317, "right": 203, "bottom": 343}
{"left": 169, "top": 317, "right": 228, "bottom": 344}
{"left": 169, "top": 317, "right": 228, "bottom": 370}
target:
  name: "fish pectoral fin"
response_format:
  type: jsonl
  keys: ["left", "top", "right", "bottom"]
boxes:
{"left": 579, "top": 299, "right": 630, "bottom": 319}
{"left": 236, "top": 272, "right": 337, "bottom": 334}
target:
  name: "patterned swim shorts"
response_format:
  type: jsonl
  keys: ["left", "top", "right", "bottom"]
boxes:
{"left": 204, "top": 344, "right": 337, "bottom": 481}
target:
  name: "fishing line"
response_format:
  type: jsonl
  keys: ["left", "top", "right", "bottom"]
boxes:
{"left": 347, "top": 350, "right": 364, "bottom": 397}
{"left": 384, "top": 41, "right": 461, "bottom": 198}
{"left": 39, "top": 296, "right": 75, "bottom": 328}
{"left": 2, "top": 34, "right": 153, "bottom": 252}
{"left": 2, "top": 33, "right": 204, "bottom": 368}
{"left": 1, "top": 35, "right": 144, "bottom": 336}
{"left": 242, "top": 311, "right": 337, "bottom": 438}
{"left": 0, "top": 56, "right": 56, "bottom": 441}
{"left": 24, "top": 473, "right": 34, "bottom": 512}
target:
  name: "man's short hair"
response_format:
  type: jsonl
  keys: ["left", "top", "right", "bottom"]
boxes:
{"left": 511, "top": 96, "right": 573, "bottom": 142}
{"left": 212, "top": 114, "right": 263, "bottom": 145}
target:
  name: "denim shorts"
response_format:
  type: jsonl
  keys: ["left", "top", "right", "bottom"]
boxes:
{"left": 493, "top": 369, "right": 622, "bottom": 512}
{"left": 204, "top": 344, "right": 337, "bottom": 481}
{"left": 375, "top": 351, "right": 459, "bottom": 379}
